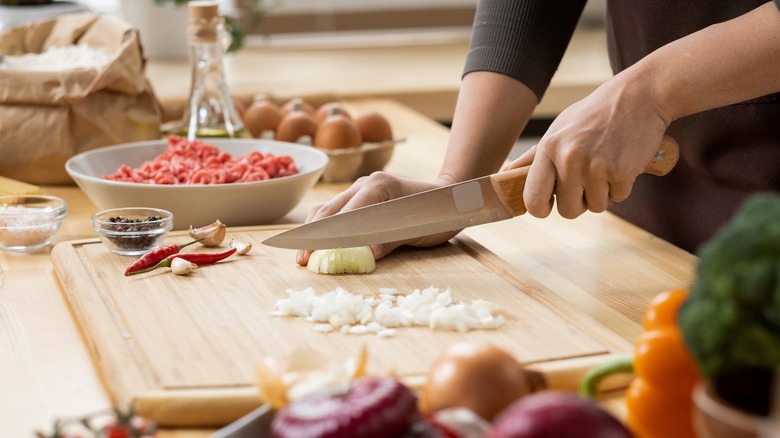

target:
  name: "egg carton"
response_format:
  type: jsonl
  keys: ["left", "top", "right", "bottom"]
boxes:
{"left": 319, "top": 138, "right": 402, "bottom": 183}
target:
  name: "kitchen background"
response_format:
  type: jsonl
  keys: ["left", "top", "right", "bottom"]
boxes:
{"left": 0, "top": 0, "right": 608, "bottom": 158}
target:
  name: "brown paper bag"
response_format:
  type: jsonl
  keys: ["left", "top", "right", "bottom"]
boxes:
{"left": 0, "top": 13, "right": 162, "bottom": 185}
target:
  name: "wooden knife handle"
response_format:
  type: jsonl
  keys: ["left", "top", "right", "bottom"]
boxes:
{"left": 490, "top": 135, "right": 680, "bottom": 217}
{"left": 644, "top": 135, "right": 680, "bottom": 176}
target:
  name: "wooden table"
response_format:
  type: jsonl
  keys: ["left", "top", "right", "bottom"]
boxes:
{"left": 0, "top": 99, "right": 695, "bottom": 437}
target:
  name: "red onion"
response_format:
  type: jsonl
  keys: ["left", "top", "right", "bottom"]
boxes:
{"left": 487, "top": 391, "right": 633, "bottom": 438}
{"left": 271, "top": 376, "right": 419, "bottom": 438}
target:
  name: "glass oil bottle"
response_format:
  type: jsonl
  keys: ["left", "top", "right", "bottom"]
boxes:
{"left": 180, "top": 1, "right": 248, "bottom": 139}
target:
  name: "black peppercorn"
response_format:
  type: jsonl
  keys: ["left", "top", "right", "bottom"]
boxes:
{"left": 104, "top": 215, "right": 166, "bottom": 250}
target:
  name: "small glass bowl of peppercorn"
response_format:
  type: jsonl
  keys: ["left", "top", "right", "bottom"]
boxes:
{"left": 92, "top": 207, "right": 173, "bottom": 256}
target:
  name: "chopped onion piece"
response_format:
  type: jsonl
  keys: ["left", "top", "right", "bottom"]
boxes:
{"left": 271, "top": 286, "right": 505, "bottom": 337}
{"left": 307, "top": 247, "right": 376, "bottom": 274}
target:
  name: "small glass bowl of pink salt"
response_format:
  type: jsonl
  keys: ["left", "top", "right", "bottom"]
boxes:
{"left": 0, "top": 195, "right": 68, "bottom": 253}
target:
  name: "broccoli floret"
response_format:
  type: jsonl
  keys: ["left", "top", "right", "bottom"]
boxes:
{"left": 679, "top": 192, "right": 780, "bottom": 382}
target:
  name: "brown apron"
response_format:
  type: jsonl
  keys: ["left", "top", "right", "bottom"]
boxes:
{"left": 605, "top": 0, "right": 780, "bottom": 253}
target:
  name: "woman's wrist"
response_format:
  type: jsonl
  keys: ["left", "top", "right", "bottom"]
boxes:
{"left": 626, "top": 2, "right": 780, "bottom": 123}
{"left": 621, "top": 57, "right": 679, "bottom": 126}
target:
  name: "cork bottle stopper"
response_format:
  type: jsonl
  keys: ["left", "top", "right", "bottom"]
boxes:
{"left": 187, "top": 1, "right": 222, "bottom": 43}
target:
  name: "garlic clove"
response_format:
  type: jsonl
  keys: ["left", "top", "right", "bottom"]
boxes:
{"left": 230, "top": 239, "right": 253, "bottom": 255}
{"left": 171, "top": 257, "right": 197, "bottom": 275}
{"left": 189, "top": 219, "right": 227, "bottom": 247}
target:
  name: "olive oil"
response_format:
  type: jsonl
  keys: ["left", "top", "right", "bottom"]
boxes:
{"left": 178, "top": 126, "right": 252, "bottom": 139}
{"left": 180, "top": 2, "right": 246, "bottom": 141}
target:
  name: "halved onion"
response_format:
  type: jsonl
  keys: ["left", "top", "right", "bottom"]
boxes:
{"left": 307, "top": 247, "right": 376, "bottom": 274}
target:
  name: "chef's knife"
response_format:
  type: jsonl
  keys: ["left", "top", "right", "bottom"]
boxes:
{"left": 263, "top": 136, "right": 679, "bottom": 250}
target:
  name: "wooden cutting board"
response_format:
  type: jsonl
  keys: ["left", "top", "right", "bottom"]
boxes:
{"left": 52, "top": 226, "right": 631, "bottom": 427}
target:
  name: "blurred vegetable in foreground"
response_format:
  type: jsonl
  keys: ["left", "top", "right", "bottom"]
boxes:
{"left": 486, "top": 391, "right": 632, "bottom": 438}
{"left": 270, "top": 376, "right": 419, "bottom": 438}
{"left": 580, "top": 289, "right": 700, "bottom": 438}
{"left": 679, "top": 192, "right": 780, "bottom": 416}
{"left": 35, "top": 408, "right": 156, "bottom": 438}
{"left": 420, "top": 341, "right": 544, "bottom": 422}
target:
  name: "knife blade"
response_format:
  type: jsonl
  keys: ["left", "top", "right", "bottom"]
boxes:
{"left": 263, "top": 135, "right": 679, "bottom": 250}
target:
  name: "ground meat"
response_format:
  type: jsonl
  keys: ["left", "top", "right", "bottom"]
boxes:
{"left": 103, "top": 135, "right": 299, "bottom": 184}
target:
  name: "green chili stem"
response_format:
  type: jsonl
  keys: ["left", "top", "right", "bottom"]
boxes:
{"left": 579, "top": 356, "right": 634, "bottom": 399}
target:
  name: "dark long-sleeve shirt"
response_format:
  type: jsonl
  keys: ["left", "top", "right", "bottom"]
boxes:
{"left": 463, "top": 0, "right": 780, "bottom": 253}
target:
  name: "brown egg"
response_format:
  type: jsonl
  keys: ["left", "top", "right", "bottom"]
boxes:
{"left": 232, "top": 96, "right": 247, "bottom": 121}
{"left": 244, "top": 97, "right": 283, "bottom": 138}
{"left": 419, "top": 341, "right": 544, "bottom": 421}
{"left": 354, "top": 111, "right": 393, "bottom": 143}
{"left": 280, "top": 97, "right": 315, "bottom": 118}
{"left": 315, "top": 102, "right": 351, "bottom": 126}
{"left": 314, "top": 111, "right": 362, "bottom": 150}
{"left": 276, "top": 110, "right": 317, "bottom": 143}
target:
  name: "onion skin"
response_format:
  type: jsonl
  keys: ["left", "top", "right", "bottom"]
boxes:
{"left": 420, "top": 342, "right": 545, "bottom": 422}
{"left": 486, "top": 391, "right": 633, "bottom": 438}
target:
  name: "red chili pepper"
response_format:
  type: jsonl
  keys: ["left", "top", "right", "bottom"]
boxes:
{"left": 127, "top": 247, "right": 237, "bottom": 276}
{"left": 124, "top": 238, "right": 203, "bottom": 276}
{"left": 168, "top": 247, "right": 237, "bottom": 264}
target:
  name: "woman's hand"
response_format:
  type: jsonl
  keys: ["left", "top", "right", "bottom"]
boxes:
{"left": 508, "top": 2, "right": 780, "bottom": 221}
{"left": 295, "top": 172, "right": 461, "bottom": 266}
{"left": 294, "top": 72, "right": 537, "bottom": 266}
{"left": 506, "top": 67, "right": 671, "bottom": 219}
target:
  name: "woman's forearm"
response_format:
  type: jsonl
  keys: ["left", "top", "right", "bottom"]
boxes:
{"left": 437, "top": 71, "right": 538, "bottom": 184}
{"left": 638, "top": 1, "right": 780, "bottom": 123}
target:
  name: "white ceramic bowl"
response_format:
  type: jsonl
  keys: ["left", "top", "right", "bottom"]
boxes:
{"left": 66, "top": 139, "right": 328, "bottom": 230}
{"left": 0, "top": 195, "right": 68, "bottom": 252}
